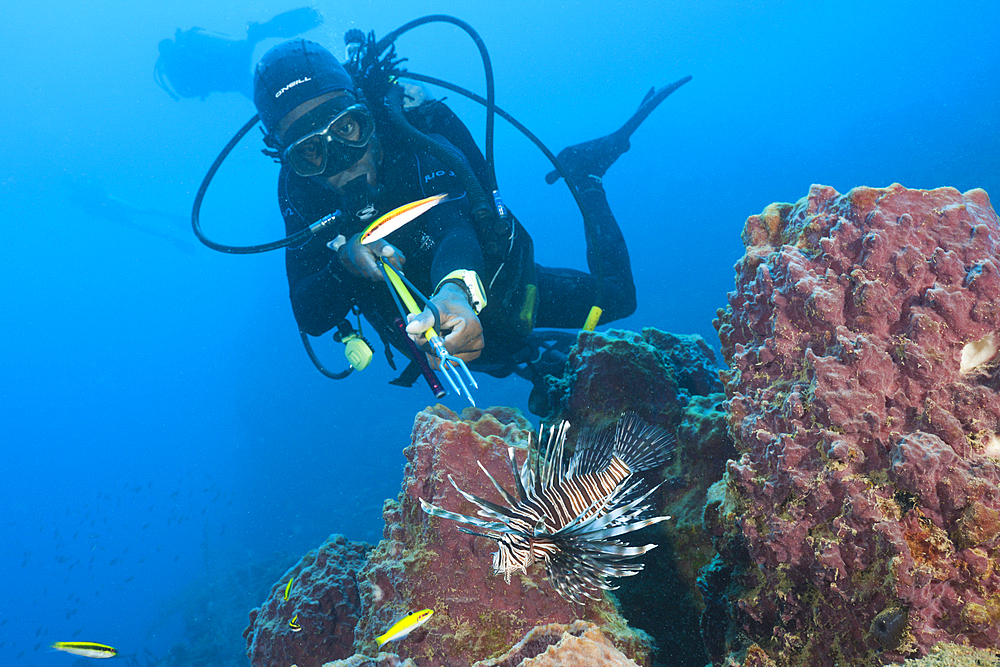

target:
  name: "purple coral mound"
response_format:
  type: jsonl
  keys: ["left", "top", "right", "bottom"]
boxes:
{"left": 715, "top": 184, "right": 1000, "bottom": 665}
{"left": 244, "top": 534, "right": 371, "bottom": 667}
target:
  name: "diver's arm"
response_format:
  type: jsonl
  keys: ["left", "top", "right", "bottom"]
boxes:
{"left": 285, "top": 240, "right": 357, "bottom": 337}
{"left": 405, "top": 202, "right": 486, "bottom": 363}
{"left": 280, "top": 178, "right": 359, "bottom": 336}
{"left": 401, "top": 212, "right": 484, "bottom": 363}
{"left": 427, "top": 212, "right": 483, "bottom": 285}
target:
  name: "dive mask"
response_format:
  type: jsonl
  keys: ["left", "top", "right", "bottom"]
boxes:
{"left": 281, "top": 101, "right": 375, "bottom": 177}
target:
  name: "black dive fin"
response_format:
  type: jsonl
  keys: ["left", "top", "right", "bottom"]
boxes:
{"left": 617, "top": 75, "right": 692, "bottom": 141}
{"left": 545, "top": 74, "right": 692, "bottom": 185}
{"left": 247, "top": 7, "right": 323, "bottom": 43}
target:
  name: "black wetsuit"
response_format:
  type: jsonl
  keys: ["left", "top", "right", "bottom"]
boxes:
{"left": 278, "top": 102, "right": 635, "bottom": 377}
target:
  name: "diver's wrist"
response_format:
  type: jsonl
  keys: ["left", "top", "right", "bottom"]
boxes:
{"left": 436, "top": 282, "right": 473, "bottom": 309}
{"left": 434, "top": 269, "right": 487, "bottom": 314}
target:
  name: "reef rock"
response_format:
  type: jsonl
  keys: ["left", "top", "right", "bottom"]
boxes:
{"left": 322, "top": 654, "right": 418, "bottom": 667}
{"left": 546, "top": 328, "right": 731, "bottom": 667}
{"left": 887, "top": 642, "right": 1000, "bottom": 666}
{"left": 472, "top": 620, "right": 640, "bottom": 667}
{"left": 349, "top": 405, "right": 652, "bottom": 667}
{"left": 711, "top": 184, "right": 1000, "bottom": 666}
{"left": 245, "top": 534, "right": 372, "bottom": 667}
{"left": 546, "top": 328, "right": 722, "bottom": 428}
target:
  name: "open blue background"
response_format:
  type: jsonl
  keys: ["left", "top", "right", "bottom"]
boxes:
{"left": 2, "top": 1, "right": 998, "bottom": 664}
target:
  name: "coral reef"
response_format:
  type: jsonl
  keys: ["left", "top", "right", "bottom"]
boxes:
{"left": 547, "top": 328, "right": 722, "bottom": 429}
{"left": 247, "top": 329, "right": 733, "bottom": 667}
{"left": 887, "top": 642, "right": 1000, "bottom": 666}
{"left": 547, "top": 328, "right": 731, "bottom": 666}
{"left": 350, "top": 406, "right": 653, "bottom": 667}
{"left": 710, "top": 184, "right": 1000, "bottom": 666}
{"left": 322, "top": 654, "right": 418, "bottom": 667}
{"left": 472, "top": 621, "right": 640, "bottom": 667}
{"left": 245, "top": 535, "right": 371, "bottom": 667}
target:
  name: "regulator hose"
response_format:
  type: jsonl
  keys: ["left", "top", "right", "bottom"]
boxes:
{"left": 191, "top": 113, "right": 340, "bottom": 254}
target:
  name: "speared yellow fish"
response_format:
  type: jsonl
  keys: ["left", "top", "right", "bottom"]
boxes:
{"left": 51, "top": 641, "right": 117, "bottom": 658}
{"left": 360, "top": 194, "right": 448, "bottom": 245}
{"left": 283, "top": 577, "right": 294, "bottom": 601}
{"left": 375, "top": 609, "right": 434, "bottom": 648}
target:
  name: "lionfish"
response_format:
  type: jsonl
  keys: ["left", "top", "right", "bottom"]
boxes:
{"left": 419, "top": 413, "right": 674, "bottom": 603}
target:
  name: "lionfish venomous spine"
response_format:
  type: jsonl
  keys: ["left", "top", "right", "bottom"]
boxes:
{"left": 419, "top": 413, "right": 674, "bottom": 603}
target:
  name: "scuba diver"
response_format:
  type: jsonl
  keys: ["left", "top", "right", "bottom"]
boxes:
{"left": 248, "top": 36, "right": 689, "bottom": 414}
{"left": 155, "top": 7, "right": 322, "bottom": 101}
{"left": 65, "top": 174, "right": 196, "bottom": 255}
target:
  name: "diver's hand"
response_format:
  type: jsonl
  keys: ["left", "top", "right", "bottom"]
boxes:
{"left": 337, "top": 233, "right": 405, "bottom": 282}
{"left": 405, "top": 283, "right": 484, "bottom": 368}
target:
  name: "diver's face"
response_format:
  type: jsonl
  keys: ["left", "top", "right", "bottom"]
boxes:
{"left": 278, "top": 91, "right": 380, "bottom": 191}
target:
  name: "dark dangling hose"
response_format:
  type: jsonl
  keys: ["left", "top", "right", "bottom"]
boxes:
{"left": 396, "top": 70, "right": 584, "bottom": 211}
{"left": 372, "top": 14, "right": 500, "bottom": 192}
{"left": 191, "top": 114, "right": 340, "bottom": 254}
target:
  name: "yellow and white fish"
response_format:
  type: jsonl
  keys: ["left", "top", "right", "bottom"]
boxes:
{"left": 51, "top": 641, "right": 117, "bottom": 658}
{"left": 288, "top": 614, "right": 302, "bottom": 632}
{"left": 360, "top": 194, "right": 448, "bottom": 245}
{"left": 375, "top": 609, "right": 434, "bottom": 648}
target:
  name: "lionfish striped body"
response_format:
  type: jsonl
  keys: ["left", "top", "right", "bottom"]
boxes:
{"left": 419, "top": 413, "right": 674, "bottom": 603}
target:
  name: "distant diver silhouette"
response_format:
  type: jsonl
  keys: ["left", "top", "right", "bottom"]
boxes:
{"left": 545, "top": 75, "right": 693, "bottom": 186}
{"left": 155, "top": 7, "right": 323, "bottom": 101}
{"left": 64, "top": 174, "right": 197, "bottom": 255}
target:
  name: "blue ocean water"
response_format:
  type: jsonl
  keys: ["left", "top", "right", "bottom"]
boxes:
{"left": 1, "top": 1, "right": 997, "bottom": 665}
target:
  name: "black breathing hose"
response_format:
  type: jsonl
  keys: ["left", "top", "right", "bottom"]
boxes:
{"left": 190, "top": 113, "right": 340, "bottom": 254}
{"left": 382, "top": 85, "right": 495, "bottom": 227}
{"left": 397, "top": 70, "right": 582, "bottom": 209}
{"left": 373, "top": 14, "right": 498, "bottom": 191}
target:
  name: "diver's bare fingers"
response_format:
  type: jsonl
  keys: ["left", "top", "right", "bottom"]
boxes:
{"left": 379, "top": 243, "right": 406, "bottom": 267}
{"left": 361, "top": 256, "right": 383, "bottom": 282}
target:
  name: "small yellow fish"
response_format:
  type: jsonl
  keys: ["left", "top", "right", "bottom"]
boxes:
{"left": 289, "top": 614, "right": 302, "bottom": 632}
{"left": 360, "top": 194, "right": 448, "bottom": 245}
{"left": 375, "top": 609, "right": 434, "bottom": 648}
{"left": 284, "top": 577, "right": 294, "bottom": 601}
{"left": 51, "top": 641, "right": 117, "bottom": 658}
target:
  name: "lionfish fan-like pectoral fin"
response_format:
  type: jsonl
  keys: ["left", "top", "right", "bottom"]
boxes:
{"left": 567, "top": 426, "right": 616, "bottom": 477}
{"left": 457, "top": 527, "right": 500, "bottom": 541}
{"left": 576, "top": 539, "right": 662, "bottom": 559}
{"left": 614, "top": 412, "right": 675, "bottom": 472}
{"left": 544, "top": 548, "right": 622, "bottom": 603}
{"left": 476, "top": 460, "right": 521, "bottom": 508}
{"left": 557, "top": 480, "right": 665, "bottom": 537}
{"left": 546, "top": 478, "right": 626, "bottom": 536}
{"left": 419, "top": 498, "right": 509, "bottom": 533}
{"left": 508, "top": 447, "right": 530, "bottom": 503}
{"left": 446, "top": 475, "right": 522, "bottom": 523}
{"left": 570, "top": 516, "right": 672, "bottom": 543}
